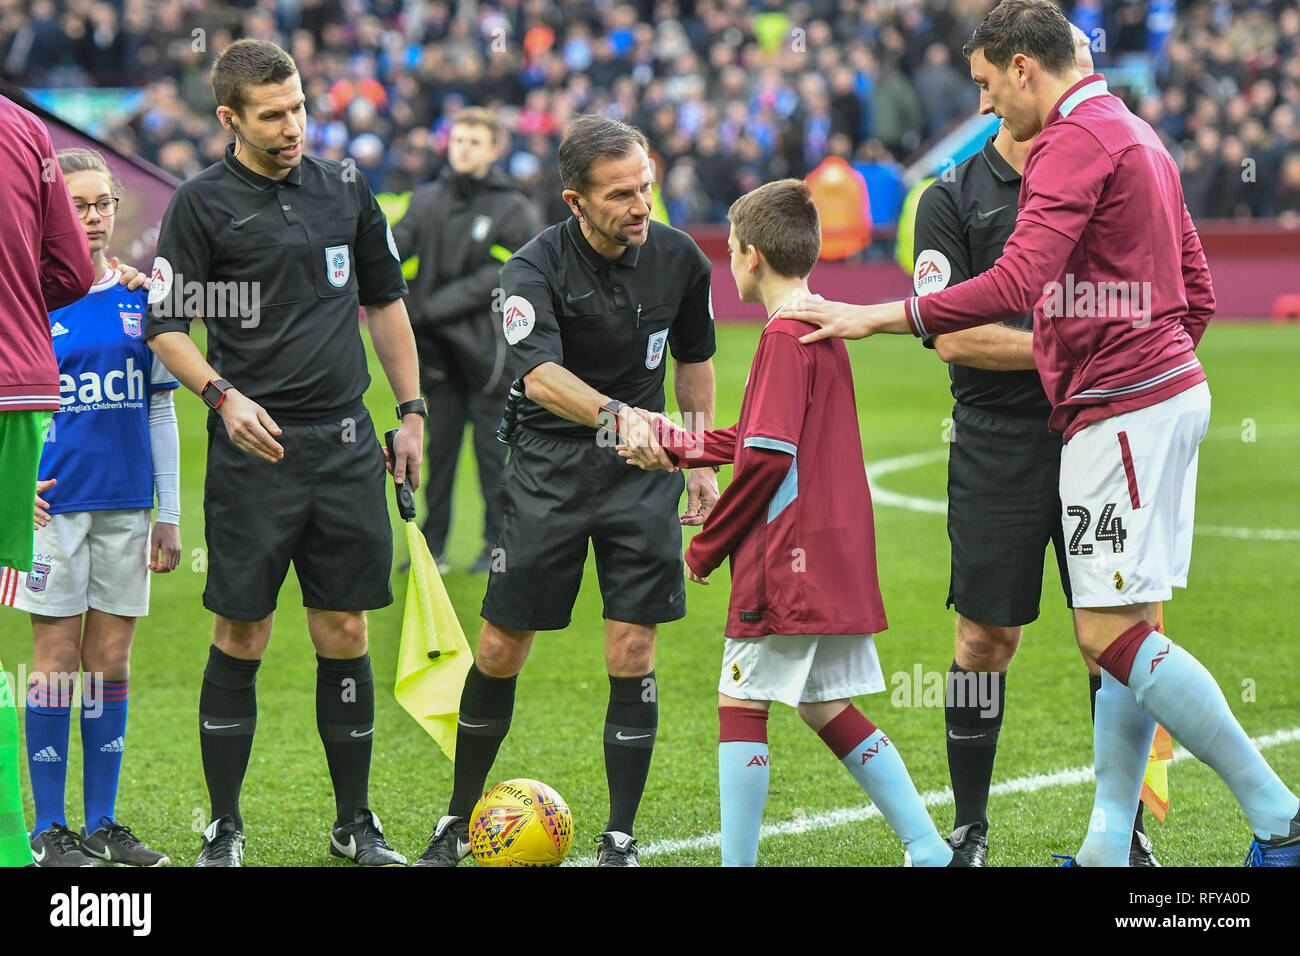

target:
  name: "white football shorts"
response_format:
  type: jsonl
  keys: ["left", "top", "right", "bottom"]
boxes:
{"left": 719, "top": 633, "right": 886, "bottom": 708}
{"left": 1059, "top": 382, "right": 1210, "bottom": 608}
{"left": 4, "top": 509, "right": 152, "bottom": 617}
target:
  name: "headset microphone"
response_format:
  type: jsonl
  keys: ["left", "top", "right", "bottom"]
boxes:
{"left": 227, "top": 117, "right": 282, "bottom": 156}
{"left": 574, "top": 200, "right": 630, "bottom": 245}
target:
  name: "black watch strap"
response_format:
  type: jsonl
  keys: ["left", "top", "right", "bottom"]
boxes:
{"left": 396, "top": 397, "right": 428, "bottom": 420}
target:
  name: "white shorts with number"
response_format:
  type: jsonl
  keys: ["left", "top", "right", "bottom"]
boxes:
{"left": 719, "top": 633, "right": 886, "bottom": 708}
{"left": 1059, "top": 382, "right": 1210, "bottom": 608}
{"left": 3, "top": 510, "right": 152, "bottom": 618}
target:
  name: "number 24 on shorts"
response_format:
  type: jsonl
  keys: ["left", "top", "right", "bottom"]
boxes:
{"left": 1066, "top": 503, "right": 1127, "bottom": 555}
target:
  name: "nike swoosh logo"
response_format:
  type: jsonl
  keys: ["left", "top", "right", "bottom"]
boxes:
{"left": 975, "top": 204, "right": 1010, "bottom": 221}
{"left": 331, "top": 834, "right": 356, "bottom": 857}
{"left": 203, "top": 721, "right": 240, "bottom": 730}
{"left": 615, "top": 731, "right": 651, "bottom": 741}
{"left": 458, "top": 719, "right": 488, "bottom": 728}
{"left": 947, "top": 730, "right": 984, "bottom": 741}
{"left": 230, "top": 213, "right": 260, "bottom": 229}
{"left": 32, "top": 846, "right": 46, "bottom": 862}
{"left": 350, "top": 728, "right": 374, "bottom": 738}
{"left": 457, "top": 839, "right": 471, "bottom": 856}
{"left": 566, "top": 290, "right": 595, "bottom": 302}
{"left": 86, "top": 845, "right": 113, "bottom": 861}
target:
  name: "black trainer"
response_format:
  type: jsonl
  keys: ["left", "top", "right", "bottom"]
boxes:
{"left": 330, "top": 808, "right": 407, "bottom": 866}
{"left": 80, "top": 817, "right": 170, "bottom": 867}
{"left": 31, "top": 824, "right": 101, "bottom": 867}
{"left": 595, "top": 831, "right": 639, "bottom": 867}
{"left": 1129, "top": 829, "right": 1160, "bottom": 867}
{"left": 194, "top": 816, "right": 244, "bottom": 867}
{"left": 946, "top": 822, "right": 989, "bottom": 867}
{"left": 411, "top": 815, "right": 470, "bottom": 867}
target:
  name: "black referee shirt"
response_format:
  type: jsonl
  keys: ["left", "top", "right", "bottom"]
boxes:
{"left": 501, "top": 215, "right": 716, "bottom": 439}
{"left": 912, "top": 135, "right": 1051, "bottom": 418}
{"left": 144, "top": 144, "right": 408, "bottom": 422}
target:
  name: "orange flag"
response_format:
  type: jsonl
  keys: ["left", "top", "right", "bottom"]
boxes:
{"left": 1140, "top": 603, "right": 1173, "bottom": 821}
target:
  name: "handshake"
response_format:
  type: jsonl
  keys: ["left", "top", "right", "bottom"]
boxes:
{"left": 611, "top": 406, "right": 681, "bottom": 472}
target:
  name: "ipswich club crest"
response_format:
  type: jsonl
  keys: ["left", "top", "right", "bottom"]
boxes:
{"left": 325, "top": 244, "right": 351, "bottom": 288}
{"left": 120, "top": 309, "right": 142, "bottom": 338}
{"left": 27, "top": 562, "right": 50, "bottom": 592}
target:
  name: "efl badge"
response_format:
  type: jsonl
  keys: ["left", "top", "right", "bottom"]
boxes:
{"left": 913, "top": 249, "right": 952, "bottom": 296}
{"left": 325, "top": 245, "right": 351, "bottom": 288}
{"left": 120, "top": 309, "right": 142, "bottom": 338}
{"left": 471, "top": 215, "right": 492, "bottom": 242}
{"left": 27, "top": 563, "right": 50, "bottom": 593}
{"left": 645, "top": 329, "right": 668, "bottom": 369}
{"left": 502, "top": 295, "right": 535, "bottom": 345}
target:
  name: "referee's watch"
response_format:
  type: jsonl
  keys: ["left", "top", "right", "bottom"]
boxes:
{"left": 396, "top": 398, "right": 428, "bottom": 421}
{"left": 596, "top": 399, "right": 626, "bottom": 433}
{"left": 201, "top": 378, "right": 233, "bottom": 410}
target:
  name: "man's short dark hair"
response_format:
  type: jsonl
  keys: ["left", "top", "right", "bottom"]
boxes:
{"left": 211, "top": 39, "right": 299, "bottom": 116}
{"left": 558, "top": 115, "right": 650, "bottom": 196}
{"left": 962, "top": 0, "right": 1075, "bottom": 74}
{"left": 728, "top": 179, "right": 821, "bottom": 279}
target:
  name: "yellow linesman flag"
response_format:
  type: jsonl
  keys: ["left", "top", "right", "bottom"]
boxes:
{"left": 393, "top": 520, "right": 474, "bottom": 762}
{"left": 1140, "top": 603, "right": 1172, "bottom": 821}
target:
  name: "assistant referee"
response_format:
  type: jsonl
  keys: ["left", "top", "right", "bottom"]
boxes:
{"left": 144, "top": 39, "right": 424, "bottom": 867}
{"left": 415, "top": 115, "right": 719, "bottom": 868}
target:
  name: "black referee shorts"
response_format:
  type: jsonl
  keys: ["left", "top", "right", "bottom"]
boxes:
{"left": 481, "top": 428, "right": 687, "bottom": 631}
{"left": 203, "top": 402, "right": 393, "bottom": 621}
{"left": 946, "top": 404, "right": 1072, "bottom": 628}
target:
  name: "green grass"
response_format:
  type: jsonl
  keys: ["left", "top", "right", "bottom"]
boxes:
{"left": 2, "top": 321, "right": 1297, "bottom": 867}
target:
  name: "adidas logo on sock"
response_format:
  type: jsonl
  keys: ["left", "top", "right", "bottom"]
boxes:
{"left": 32, "top": 746, "right": 61, "bottom": 763}
{"left": 50, "top": 322, "right": 69, "bottom": 337}
{"left": 99, "top": 736, "right": 124, "bottom": 753}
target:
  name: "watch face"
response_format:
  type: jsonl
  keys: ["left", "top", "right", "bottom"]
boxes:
{"left": 202, "top": 382, "right": 222, "bottom": 407}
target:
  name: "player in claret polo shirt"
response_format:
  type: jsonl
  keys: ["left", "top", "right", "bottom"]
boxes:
{"left": 786, "top": 0, "right": 1299, "bottom": 867}
{"left": 1, "top": 148, "right": 180, "bottom": 867}
{"left": 620, "top": 179, "right": 951, "bottom": 867}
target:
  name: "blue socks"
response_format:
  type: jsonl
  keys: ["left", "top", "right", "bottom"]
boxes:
{"left": 26, "top": 678, "right": 74, "bottom": 833}
{"left": 80, "top": 678, "right": 129, "bottom": 828}
{"left": 1077, "top": 671, "right": 1155, "bottom": 867}
{"left": 820, "top": 707, "right": 952, "bottom": 867}
{"left": 718, "top": 707, "right": 769, "bottom": 867}
{"left": 1100, "top": 623, "right": 1300, "bottom": 844}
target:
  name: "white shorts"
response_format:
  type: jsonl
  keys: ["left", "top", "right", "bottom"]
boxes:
{"left": 1059, "top": 382, "right": 1210, "bottom": 608}
{"left": 4, "top": 509, "right": 152, "bottom": 617}
{"left": 719, "top": 633, "right": 886, "bottom": 708}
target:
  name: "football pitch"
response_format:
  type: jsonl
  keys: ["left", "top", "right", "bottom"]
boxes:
{"left": 2, "top": 320, "right": 1297, "bottom": 867}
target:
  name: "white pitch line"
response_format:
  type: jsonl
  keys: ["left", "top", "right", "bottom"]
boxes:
{"left": 863, "top": 450, "right": 1300, "bottom": 542}
{"left": 568, "top": 726, "right": 1300, "bottom": 864}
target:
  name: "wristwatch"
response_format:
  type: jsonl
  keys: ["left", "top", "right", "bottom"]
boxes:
{"left": 201, "top": 378, "right": 232, "bottom": 410}
{"left": 396, "top": 397, "right": 428, "bottom": 421}
{"left": 596, "top": 399, "right": 626, "bottom": 433}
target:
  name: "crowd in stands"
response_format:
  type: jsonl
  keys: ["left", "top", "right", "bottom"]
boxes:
{"left": 3, "top": 0, "right": 1299, "bottom": 226}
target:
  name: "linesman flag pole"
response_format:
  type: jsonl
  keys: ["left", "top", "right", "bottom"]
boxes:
{"left": 386, "top": 430, "right": 473, "bottom": 762}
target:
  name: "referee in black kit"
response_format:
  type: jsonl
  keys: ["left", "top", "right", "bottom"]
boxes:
{"left": 144, "top": 39, "right": 425, "bottom": 867}
{"left": 912, "top": 26, "right": 1155, "bottom": 867}
{"left": 415, "top": 115, "right": 719, "bottom": 868}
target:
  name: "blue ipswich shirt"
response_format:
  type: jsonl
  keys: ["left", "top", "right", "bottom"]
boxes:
{"left": 40, "top": 270, "right": 179, "bottom": 515}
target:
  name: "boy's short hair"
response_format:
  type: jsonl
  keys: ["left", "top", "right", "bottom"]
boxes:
{"left": 728, "top": 179, "right": 821, "bottom": 279}
{"left": 211, "top": 39, "right": 298, "bottom": 116}
{"left": 453, "top": 107, "right": 506, "bottom": 146}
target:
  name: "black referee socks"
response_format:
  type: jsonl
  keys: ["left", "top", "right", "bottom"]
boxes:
{"left": 316, "top": 654, "right": 375, "bottom": 825}
{"left": 448, "top": 665, "right": 517, "bottom": 819}
{"left": 945, "top": 662, "right": 1006, "bottom": 832}
{"left": 603, "top": 672, "right": 659, "bottom": 836}
{"left": 199, "top": 646, "right": 261, "bottom": 830}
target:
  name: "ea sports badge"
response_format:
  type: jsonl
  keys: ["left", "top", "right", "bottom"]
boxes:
{"left": 26, "top": 562, "right": 50, "bottom": 592}
{"left": 645, "top": 329, "right": 668, "bottom": 369}
{"left": 913, "top": 249, "right": 952, "bottom": 296}
{"left": 146, "top": 256, "right": 173, "bottom": 305}
{"left": 120, "top": 310, "right": 142, "bottom": 338}
{"left": 502, "top": 295, "right": 535, "bottom": 345}
{"left": 325, "top": 244, "right": 351, "bottom": 288}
